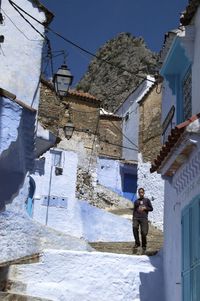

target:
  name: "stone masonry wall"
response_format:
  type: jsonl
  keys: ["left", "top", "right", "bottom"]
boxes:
{"left": 139, "top": 85, "right": 162, "bottom": 163}
{"left": 39, "top": 82, "right": 100, "bottom": 135}
{"left": 99, "top": 117, "right": 122, "bottom": 158}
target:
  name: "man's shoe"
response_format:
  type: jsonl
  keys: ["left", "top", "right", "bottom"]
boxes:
{"left": 141, "top": 247, "right": 146, "bottom": 255}
{"left": 133, "top": 243, "right": 140, "bottom": 248}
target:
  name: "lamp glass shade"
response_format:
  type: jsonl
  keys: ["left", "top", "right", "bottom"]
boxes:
{"left": 63, "top": 121, "right": 75, "bottom": 140}
{"left": 53, "top": 64, "right": 73, "bottom": 96}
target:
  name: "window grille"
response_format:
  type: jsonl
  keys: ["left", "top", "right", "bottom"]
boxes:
{"left": 183, "top": 68, "right": 192, "bottom": 121}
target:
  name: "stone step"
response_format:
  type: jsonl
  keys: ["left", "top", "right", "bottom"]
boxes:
{"left": 89, "top": 220, "right": 163, "bottom": 256}
{"left": 5, "top": 249, "right": 164, "bottom": 301}
{"left": 0, "top": 292, "right": 52, "bottom": 301}
{"left": 89, "top": 241, "right": 161, "bottom": 256}
{"left": 0, "top": 254, "right": 41, "bottom": 268}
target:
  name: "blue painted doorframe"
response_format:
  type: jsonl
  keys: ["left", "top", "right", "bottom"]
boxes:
{"left": 182, "top": 195, "right": 200, "bottom": 301}
{"left": 26, "top": 176, "right": 35, "bottom": 217}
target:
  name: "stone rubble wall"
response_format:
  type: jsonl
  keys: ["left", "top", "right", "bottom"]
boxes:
{"left": 76, "top": 167, "right": 133, "bottom": 209}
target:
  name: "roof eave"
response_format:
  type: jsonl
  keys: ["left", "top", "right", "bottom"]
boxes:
{"left": 32, "top": 0, "right": 54, "bottom": 25}
{"left": 180, "top": 0, "right": 200, "bottom": 26}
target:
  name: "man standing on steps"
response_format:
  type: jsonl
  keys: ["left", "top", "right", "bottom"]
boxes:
{"left": 132, "top": 187, "right": 153, "bottom": 254}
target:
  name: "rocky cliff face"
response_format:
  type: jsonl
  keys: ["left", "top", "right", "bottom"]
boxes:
{"left": 77, "top": 33, "right": 158, "bottom": 112}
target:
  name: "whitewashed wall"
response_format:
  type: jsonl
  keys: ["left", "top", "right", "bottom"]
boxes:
{"left": 161, "top": 9, "right": 200, "bottom": 301}
{"left": 137, "top": 154, "right": 164, "bottom": 230}
{"left": 161, "top": 127, "right": 200, "bottom": 301}
{"left": 32, "top": 149, "right": 134, "bottom": 242}
{"left": 58, "top": 133, "right": 98, "bottom": 186}
{"left": 97, "top": 157, "right": 122, "bottom": 194}
{"left": 32, "top": 149, "right": 78, "bottom": 230}
{"left": 8, "top": 249, "right": 164, "bottom": 301}
{"left": 0, "top": 0, "right": 46, "bottom": 108}
{"left": 192, "top": 6, "right": 200, "bottom": 114}
{"left": 116, "top": 76, "right": 155, "bottom": 161}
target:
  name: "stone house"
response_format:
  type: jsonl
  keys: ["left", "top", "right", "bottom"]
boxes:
{"left": 115, "top": 76, "right": 164, "bottom": 225}
{"left": 29, "top": 80, "right": 133, "bottom": 240}
{"left": 151, "top": 1, "right": 200, "bottom": 300}
{"left": 40, "top": 78, "right": 122, "bottom": 164}
{"left": 0, "top": 0, "right": 56, "bottom": 264}
{"left": 99, "top": 109, "right": 122, "bottom": 158}
{"left": 39, "top": 79, "right": 134, "bottom": 206}
{"left": 97, "top": 109, "right": 137, "bottom": 200}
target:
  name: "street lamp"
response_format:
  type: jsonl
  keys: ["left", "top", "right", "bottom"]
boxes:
{"left": 53, "top": 64, "right": 73, "bottom": 97}
{"left": 63, "top": 118, "right": 75, "bottom": 140}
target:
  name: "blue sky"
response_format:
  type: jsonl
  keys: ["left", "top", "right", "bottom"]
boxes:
{"left": 41, "top": 0, "right": 188, "bottom": 86}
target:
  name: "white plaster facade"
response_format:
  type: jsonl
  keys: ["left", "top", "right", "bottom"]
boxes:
{"left": 137, "top": 154, "right": 164, "bottom": 230}
{"left": 116, "top": 76, "right": 155, "bottom": 161}
{"left": 7, "top": 249, "right": 164, "bottom": 301}
{"left": 156, "top": 5, "right": 200, "bottom": 301}
{"left": 192, "top": 8, "right": 200, "bottom": 114}
{"left": 0, "top": 0, "right": 53, "bottom": 263}
{"left": 32, "top": 149, "right": 134, "bottom": 242}
{"left": 97, "top": 157, "right": 123, "bottom": 193}
{"left": 160, "top": 124, "right": 200, "bottom": 301}
{"left": 0, "top": 0, "right": 47, "bottom": 108}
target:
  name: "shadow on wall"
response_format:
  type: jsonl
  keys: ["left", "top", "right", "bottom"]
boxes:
{"left": 0, "top": 266, "right": 9, "bottom": 292}
{"left": 0, "top": 108, "right": 36, "bottom": 210}
{"left": 32, "top": 157, "right": 45, "bottom": 176}
{"left": 139, "top": 251, "right": 164, "bottom": 301}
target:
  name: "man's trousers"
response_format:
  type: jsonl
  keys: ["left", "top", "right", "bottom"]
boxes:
{"left": 132, "top": 218, "right": 149, "bottom": 249}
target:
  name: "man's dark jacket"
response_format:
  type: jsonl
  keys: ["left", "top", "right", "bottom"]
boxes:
{"left": 133, "top": 197, "right": 153, "bottom": 219}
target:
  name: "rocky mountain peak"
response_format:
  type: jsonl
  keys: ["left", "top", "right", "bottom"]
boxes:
{"left": 76, "top": 32, "right": 158, "bottom": 112}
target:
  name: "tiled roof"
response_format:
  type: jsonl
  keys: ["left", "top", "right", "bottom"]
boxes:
{"left": 150, "top": 113, "right": 200, "bottom": 173}
{"left": 41, "top": 77, "right": 100, "bottom": 103}
{"left": 68, "top": 89, "right": 99, "bottom": 102}
{"left": 0, "top": 88, "right": 37, "bottom": 113}
{"left": 180, "top": 0, "right": 200, "bottom": 26}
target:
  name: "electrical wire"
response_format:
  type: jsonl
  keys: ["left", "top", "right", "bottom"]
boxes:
{"left": 8, "top": 0, "right": 156, "bottom": 85}
{"left": 8, "top": 0, "right": 46, "bottom": 40}
{"left": 47, "top": 40, "right": 54, "bottom": 79}
{"left": 73, "top": 127, "right": 137, "bottom": 152}
{"left": 110, "top": 120, "right": 138, "bottom": 149}
{"left": 99, "top": 138, "right": 137, "bottom": 151}
{"left": 1, "top": 8, "right": 42, "bottom": 41}
{"left": 99, "top": 109, "right": 138, "bottom": 149}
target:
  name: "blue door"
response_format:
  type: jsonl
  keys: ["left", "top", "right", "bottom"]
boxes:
{"left": 26, "top": 177, "right": 35, "bottom": 217}
{"left": 122, "top": 173, "right": 137, "bottom": 201}
{"left": 182, "top": 195, "right": 200, "bottom": 301}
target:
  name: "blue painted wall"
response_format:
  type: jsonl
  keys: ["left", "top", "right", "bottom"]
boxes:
{"left": 161, "top": 37, "right": 191, "bottom": 124}
{"left": 0, "top": 97, "right": 36, "bottom": 210}
{"left": 97, "top": 157, "right": 137, "bottom": 201}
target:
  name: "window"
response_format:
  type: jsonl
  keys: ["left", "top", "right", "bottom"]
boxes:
{"left": 125, "top": 112, "right": 129, "bottom": 121}
{"left": 51, "top": 150, "right": 62, "bottom": 167}
{"left": 182, "top": 68, "right": 192, "bottom": 121}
